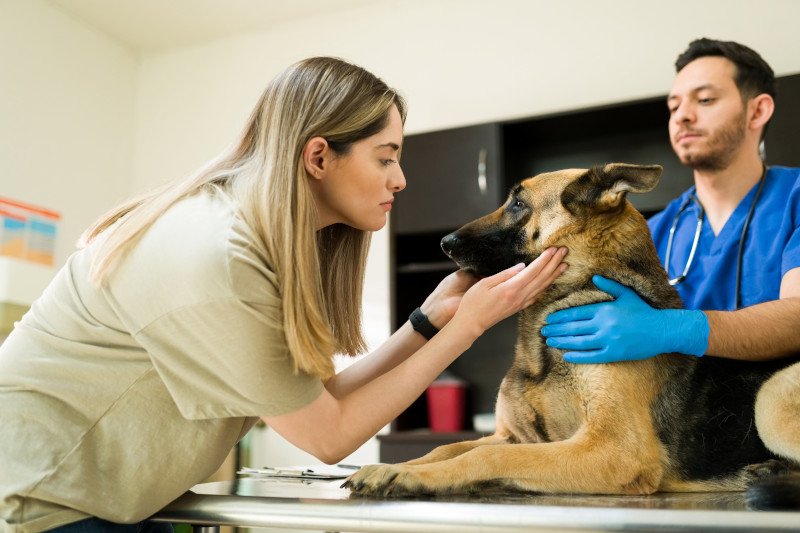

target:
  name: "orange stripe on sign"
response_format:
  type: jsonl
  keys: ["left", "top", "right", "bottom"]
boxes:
{"left": 0, "top": 197, "right": 61, "bottom": 220}
{"left": 0, "top": 208, "right": 27, "bottom": 221}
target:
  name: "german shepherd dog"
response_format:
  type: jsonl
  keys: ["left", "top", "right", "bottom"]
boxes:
{"left": 344, "top": 164, "right": 800, "bottom": 508}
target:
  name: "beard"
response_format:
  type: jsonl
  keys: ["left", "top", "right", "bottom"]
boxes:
{"left": 675, "top": 108, "right": 747, "bottom": 172}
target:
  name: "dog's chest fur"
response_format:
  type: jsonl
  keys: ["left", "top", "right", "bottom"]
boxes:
{"left": 496, "top": 289, "right": 611, "bottom": 445}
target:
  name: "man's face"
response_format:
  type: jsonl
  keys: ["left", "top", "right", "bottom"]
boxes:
{"left": 667, "top": 56, "right": 748, "bottom": 171}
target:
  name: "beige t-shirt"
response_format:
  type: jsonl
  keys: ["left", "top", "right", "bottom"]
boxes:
{"left": 0, "top": 190, "right": 323, "bottom": 533}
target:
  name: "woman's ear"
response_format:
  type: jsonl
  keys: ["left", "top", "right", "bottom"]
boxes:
{"left": 748, "top": 93, "right": 775, "bottom": 132}
{"left": 303, "top": 136, "right": 329, "bottom": 180}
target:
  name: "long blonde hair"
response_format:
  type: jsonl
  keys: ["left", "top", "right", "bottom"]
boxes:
{"left": 80, "top": 57, "right": 407, "bottom": 380}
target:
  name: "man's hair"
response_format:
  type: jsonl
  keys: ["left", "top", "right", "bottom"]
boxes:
{"left": 675, "top": 38, "right": 776, "bottom": 101}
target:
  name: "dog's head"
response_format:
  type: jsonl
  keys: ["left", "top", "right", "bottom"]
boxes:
{"left": 441, "top": 163, "right": 662, "bottom": 280}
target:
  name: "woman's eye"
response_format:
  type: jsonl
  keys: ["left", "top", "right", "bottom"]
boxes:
{"left": 381, "top": 159, "right": 397, "bottom": 167}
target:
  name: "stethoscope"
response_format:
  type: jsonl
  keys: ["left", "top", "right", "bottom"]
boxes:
{"left": 663, "top": 165, "right": 767, "bottom": 310}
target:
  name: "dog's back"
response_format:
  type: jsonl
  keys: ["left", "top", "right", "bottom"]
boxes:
{"left": 658, "top": 355, "right": 798, "bottom": 482}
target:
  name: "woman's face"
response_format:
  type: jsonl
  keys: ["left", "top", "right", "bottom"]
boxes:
{"left": 309, "top": 105, "right": 406, "bottom": 231}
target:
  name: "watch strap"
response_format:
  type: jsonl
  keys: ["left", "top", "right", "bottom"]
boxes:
{"left": 409, "top": 307, "right": 439, "bottom": 340}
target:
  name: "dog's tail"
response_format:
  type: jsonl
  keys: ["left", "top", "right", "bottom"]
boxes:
{"left": 746, "top": 472, "right": 800, "bottom": 510}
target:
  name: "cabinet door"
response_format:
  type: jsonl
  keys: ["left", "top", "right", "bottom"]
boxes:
{"left": 766, "top": 73, "right": 800, "bottom": 167}
{"left": 394, "top": 123, "right": 504, "bottom": 234}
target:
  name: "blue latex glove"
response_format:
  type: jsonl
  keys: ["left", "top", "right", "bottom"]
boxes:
{"left": 541, "top": 275, "right": 709, "bottom": 364}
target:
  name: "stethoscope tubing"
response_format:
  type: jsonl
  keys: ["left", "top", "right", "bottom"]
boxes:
{"left": 663, "top": 165, "right": 767, "bottom": 311}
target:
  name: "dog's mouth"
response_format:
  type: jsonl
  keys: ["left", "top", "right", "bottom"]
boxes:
{"left": 447, "top": 257, "right": 498, "bottom": 278}
{"left": 441, "top": 231, "right": 531, "bottom": 278}
{"left": 447, "top": 255, "right": 534, "bottom": 278}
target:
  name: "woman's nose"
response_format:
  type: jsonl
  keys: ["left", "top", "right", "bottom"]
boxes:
{"left": 391, "top": 165, "right": 406, "bottom": 192}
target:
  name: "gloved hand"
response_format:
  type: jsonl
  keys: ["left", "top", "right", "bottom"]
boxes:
{"left": 540, "top": 275, "right": 709, "bottom": 364}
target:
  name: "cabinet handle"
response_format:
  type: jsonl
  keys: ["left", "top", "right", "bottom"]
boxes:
{"left": 478, "top": 149, "right": 488, "bottom": 195}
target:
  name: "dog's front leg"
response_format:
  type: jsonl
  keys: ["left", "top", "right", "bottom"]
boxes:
{"left": 344, "top": 431, "right": 663, "bottom": 497}
{"left": 402, "top": 434, "right": 508, "bottom": 465}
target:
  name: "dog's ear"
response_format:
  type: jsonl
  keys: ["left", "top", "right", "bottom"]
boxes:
{"left": 561, "top": 163, "right": 662, "bottom": 214}
{"left": 602, "top": 163, "right": 662, "bottom": 194}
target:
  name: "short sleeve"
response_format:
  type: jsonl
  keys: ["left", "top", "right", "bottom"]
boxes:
{"left": 781, "top": 178, "right": 800, "bottom": 277}
{"left": 135, "top": 297, "right": 323, "bottom": 419}
{"left": 782, "top": 227, "right": 800, "bottom": 276}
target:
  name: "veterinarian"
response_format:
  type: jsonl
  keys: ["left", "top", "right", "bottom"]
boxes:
{"left": 542, "top": 39, "right": 800, "bottom": 463}
{"left": 0, "top": 57, "right": 569, "bottom": 533}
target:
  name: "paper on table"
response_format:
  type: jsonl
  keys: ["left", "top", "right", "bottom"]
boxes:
{"left": 237, "top": 464, "right": 360, "bottom": 480}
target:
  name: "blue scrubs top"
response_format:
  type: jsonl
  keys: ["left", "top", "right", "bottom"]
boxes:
{"left": 648, "top": 166, "right": 800, "bottom": 311}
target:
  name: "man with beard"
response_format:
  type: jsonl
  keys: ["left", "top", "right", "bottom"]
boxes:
{"left": 541, "top": 39, "right": 800, "bottom": 462}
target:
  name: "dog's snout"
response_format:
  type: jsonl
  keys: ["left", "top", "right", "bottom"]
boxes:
{"left": 441, "top": 233, "right": 458, "bottom": 255}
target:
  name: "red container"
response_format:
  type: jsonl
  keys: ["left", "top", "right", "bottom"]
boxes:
{"left": 426, "top": 379, "right": 467, "bottom": 432}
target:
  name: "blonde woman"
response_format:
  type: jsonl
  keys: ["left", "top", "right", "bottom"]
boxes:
{"left": 0, "top": 57, "right": 568, "bottom": 533}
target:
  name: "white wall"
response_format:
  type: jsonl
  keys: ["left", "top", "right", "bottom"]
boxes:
{"left": 0, "top": 0, "right": 137, "bottom": 267}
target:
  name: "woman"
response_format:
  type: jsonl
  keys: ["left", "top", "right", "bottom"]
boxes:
{"left": 0, "top": 57, "right": 568, "bottom": 533}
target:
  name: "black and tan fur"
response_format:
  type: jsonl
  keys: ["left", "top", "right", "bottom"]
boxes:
{"left": 344, "top": 163, "right": 800, "bottom": 507}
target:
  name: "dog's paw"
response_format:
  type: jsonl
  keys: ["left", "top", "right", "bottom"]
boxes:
{"left": 341, "top": 464, "right": 437, "bottom": 497}
{"left": 742, "top": 459, "right": 794, "bottom": 482}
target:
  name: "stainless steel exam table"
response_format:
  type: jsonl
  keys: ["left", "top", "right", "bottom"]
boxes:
{"left": 152, "top": 477, "right": 800, "bottom": 532}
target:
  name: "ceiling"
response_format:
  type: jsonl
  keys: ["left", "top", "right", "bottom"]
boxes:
{"left": 49, "top": 0, "right": 382, "bottom": 52}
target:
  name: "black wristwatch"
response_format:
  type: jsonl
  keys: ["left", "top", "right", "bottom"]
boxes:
{"left": 409, "top": 307, "right": 439, "bottom": 340}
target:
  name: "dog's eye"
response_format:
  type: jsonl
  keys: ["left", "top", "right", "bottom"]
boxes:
{"left": 509, "top": 200, "right": 526, "bottom": 213}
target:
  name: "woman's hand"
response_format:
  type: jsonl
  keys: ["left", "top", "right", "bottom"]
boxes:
{"left": 420, "top": 269, "right": 480, "bottom": 329}
{"left": 450, "top": 247, "right": 568, "bottom": 339}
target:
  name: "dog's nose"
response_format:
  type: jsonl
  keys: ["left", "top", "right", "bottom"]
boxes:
{"left": 441, "top": 233, "right": 459, "bottom": 255}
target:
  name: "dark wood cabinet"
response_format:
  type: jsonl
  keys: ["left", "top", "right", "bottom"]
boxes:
{"left": 386, "top": 73, "right": 800, "bottom": 455}
{"left": 394, "top": 123, "right": 504, "bottom": 234}
{"left": 766, "top": 73, "right": 800, "bottom": 167}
